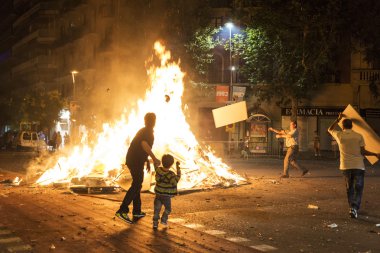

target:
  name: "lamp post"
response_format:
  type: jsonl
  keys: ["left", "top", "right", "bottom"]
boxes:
{"left": 225, "top": 22, "right": 234, "bottom": 101}
{"left": 71, "top": 70, "right": 78, "bottom": 99}
{"left": 70, "top": 70, "right": 78, "bottom": 144}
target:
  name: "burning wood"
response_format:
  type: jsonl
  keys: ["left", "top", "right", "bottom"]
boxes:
{"left": 33, "top": 41, "right": 247, "bottom": 192}
{"left": 69, "top": 176, "right": 120, "bottom": 194}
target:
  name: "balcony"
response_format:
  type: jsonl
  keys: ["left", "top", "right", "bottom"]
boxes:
{"left": 352, "top": 69, "right": 380, "bottom": 84}
{"left": 12, "top": 29, "right": 56, "bottom": 53}
{"left": 11, "top": 55, "right": 56, "bottom": 75}
{"left": 13, "top": 2, "right": 59, "bottom": 29}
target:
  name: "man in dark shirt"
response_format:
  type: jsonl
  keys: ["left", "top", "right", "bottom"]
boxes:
{"left": 116, "top": 112, "right": 160, "bottom": 224}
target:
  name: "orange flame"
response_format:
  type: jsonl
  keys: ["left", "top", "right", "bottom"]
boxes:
{"left": 36, "top": 41, "right": 246, "bottom": 190}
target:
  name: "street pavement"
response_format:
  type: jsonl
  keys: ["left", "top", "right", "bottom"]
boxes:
{"left": 0, "top": 151, "right": 380, "bottom": 252}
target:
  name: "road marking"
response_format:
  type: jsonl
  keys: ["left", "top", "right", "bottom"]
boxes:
{"left": 184, "top": 223, "right": 204, "bottom": 229}
{"left": 226, "top": 237, "right": 250, "bottom": 243}
{"left": 168, "top": 218, "right": 186, "bottom": 223}
{"left": 204, "top": 229, "right": 226, "bottom": 235}
{"left": 0, "top": 237, "right": 22, "bottom": 244}
{"left": 7, "top": 244, "right": 33, "bottom": 252}
{"left": 250, "top": 244, "right": 278, "bottom": 252}
{"left": 0, "top": 230, "right": 12, "bottom": 235}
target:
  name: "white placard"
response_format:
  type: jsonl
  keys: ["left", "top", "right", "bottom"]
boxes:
{"left": 212, "top": 101, "right": 248, "bottom": 128}
{"left": 339, "top": 104, "right": 380, "bottom": 164}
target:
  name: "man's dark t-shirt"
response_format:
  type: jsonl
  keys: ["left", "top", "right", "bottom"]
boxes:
{"left": 126, "top": 127, "right": 154, "bottom": 168}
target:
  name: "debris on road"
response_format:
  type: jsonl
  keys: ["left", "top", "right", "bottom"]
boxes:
{"left": 327, "top": 223, "right": 338, "bottom": 228}
{"left": 0, "top": 176, "right": 22, "bottom": 186}
{"left": 0, "top": 179, "right": 12, "bottom": 184}
{"left": 308, "top": 204, "right": 319, "bottom": 210}
{"left": 269, "top": 180, "right": 279, "bottom": 184}
{"left": 50, "top": 244, "right": 56, "bottom": 250}
{"left": 70, "top": 177, "right": 120, "bottom": 194}
{"left": 375, "top": 224, "right": 380, "bottom": 227}
{"left": 12, "top": 177, "right": 22, "bottom": 186}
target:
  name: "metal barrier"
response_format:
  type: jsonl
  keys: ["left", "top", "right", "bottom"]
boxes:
{"left": 199, "top": 140, "right": 284, "bottom": 159}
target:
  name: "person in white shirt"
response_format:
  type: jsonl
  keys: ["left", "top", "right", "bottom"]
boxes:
{"left": 328, "top": 114, "right": 380, "bottom": 219}
{"left": 269, "top": 121, "right": 309, "bottom": 178}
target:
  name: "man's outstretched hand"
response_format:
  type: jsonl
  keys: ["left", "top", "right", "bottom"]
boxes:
{"left": 153, "top": 158, "right": 161, "bottom": 168}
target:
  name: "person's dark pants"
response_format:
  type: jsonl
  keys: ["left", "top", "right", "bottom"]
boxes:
{"left": 153, "top": 194, "right": 172, "bottom": 223}
{"left": 342, "top": 169, "right": 365, "bottom": 210}
{"left": 119, "top": 163, "right": 144, "bottom": 214}
{"left": 283, "top": 145, "right": 307, "bottom": 176}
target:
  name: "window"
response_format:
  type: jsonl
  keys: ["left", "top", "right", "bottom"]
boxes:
{"left": 211, "top": 16, "right": 224, "bottom": 27}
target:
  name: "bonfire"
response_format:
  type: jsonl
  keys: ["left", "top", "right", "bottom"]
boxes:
{"left": 34, "top": 41, "right": 246, "bottom": 191}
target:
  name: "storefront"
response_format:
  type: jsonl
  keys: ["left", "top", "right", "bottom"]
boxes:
{"left": 360, "top": 108, "right": 380, "bottom": 135}
{"left": 281, "top": 107, "right": 345, "bottom": 151}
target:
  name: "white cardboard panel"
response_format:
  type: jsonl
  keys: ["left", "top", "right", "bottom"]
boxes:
{"left": 340, "top": 104, "right": 380, "bottom": 164}
{"left": 212, "top": 101, "right": 248, "bottom": 128}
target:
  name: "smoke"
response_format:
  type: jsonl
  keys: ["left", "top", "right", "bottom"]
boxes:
{"left": 74, "top": 0, "right": 189, "bottom": 128}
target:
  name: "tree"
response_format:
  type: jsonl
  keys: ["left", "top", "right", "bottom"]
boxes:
{"left": 345, "top": 0, "right": 380, "bottom": 99}
{"left": 7, "top": 87, "right": 66, "bottom": 130}
{"left": 185, "top": 27, "right": 221, "bottom": 79}
{"left": 345, "top": 0, "right": 380, "bottom": 65}
{"left": 232, "top": 0, "right": 341, "bottom": 120}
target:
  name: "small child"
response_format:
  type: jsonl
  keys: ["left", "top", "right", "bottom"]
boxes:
{"left": 153, "top": 154, "right": 181, "bottom": 229}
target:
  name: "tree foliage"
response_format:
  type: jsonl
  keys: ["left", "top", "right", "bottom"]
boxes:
{"left": 345, "top": 0, "right": 380, "bottom": 64}
{"left": 185, "top": 27, "right": 221, "bottom": 78}
{"left": 232, "top": 0, "right": 341, "bottom": 118}
{"left": 5, "top": 88, "right": 66, "bottom": 130}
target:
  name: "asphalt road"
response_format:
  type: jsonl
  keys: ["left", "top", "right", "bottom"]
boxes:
{"left": 1, "top": 151, "right": 380, "bottom": 253}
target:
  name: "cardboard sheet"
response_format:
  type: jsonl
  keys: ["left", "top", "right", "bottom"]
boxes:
{"left": 212, "top": 101, "right": 248, "bottom": 128}
{"left": 339, "top": 104, "right": 380, "bottom": 164}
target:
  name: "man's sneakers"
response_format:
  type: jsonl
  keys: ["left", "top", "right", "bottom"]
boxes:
{"left": 280, "top": 174, "right": 289, "bottom": 179}
{"left": 133, "top": 212, "right": 146, "bottom": 218}
{"left": 301, "top": 169, "right": 309, "bottom": 177}
{"left": 153, "top": 220, "right": 168, "bottom": 230}
{"left": 349, "top": 208, "right": 358, "bottom": 219}
{"left": 115, "top": 211, "right": 133, "bottom": 224}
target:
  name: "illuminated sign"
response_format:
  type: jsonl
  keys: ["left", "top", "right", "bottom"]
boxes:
{"left": 281, "top": 107, "right": 344, "bottom": 117}
{"left": 215, "top": 85, "right": 229, "bottom": 102}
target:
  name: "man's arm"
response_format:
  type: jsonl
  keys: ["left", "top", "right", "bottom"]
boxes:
{"left": 360, "top": 147, "right": 380, "bottom": 159}
{"left": 328, "top": 113, "right": 344, "bottom": 133}
{"left": 268, "top": 127, "right": 285, "bottom": 135}
{"left": 141, "top": 141, "right": 160, "bottom": 167}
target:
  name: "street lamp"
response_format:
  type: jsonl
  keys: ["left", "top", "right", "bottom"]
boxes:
{"left": 71, "top": 70, "right": 78, "bottom": 99}
{"left": 70, "top": 70, "right": 78, "bottom": 144}
{"left": 225, "top": 22, "right": 234, "bottom": 101}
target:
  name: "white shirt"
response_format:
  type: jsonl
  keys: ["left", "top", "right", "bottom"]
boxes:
{"left": 328, "top": 129, "right": 365, "bottom": 170}
{"left": 285, "top": 129, "right": 299, "bottom": 147}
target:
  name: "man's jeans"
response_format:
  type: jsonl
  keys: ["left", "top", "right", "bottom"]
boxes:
{"left": 342, "top": 169, "right": 365, "bottom": 210}
{"left": 119, "top": 163, "right": 144, "bottom": 214}
{"left": 283, "top": 145, "right": 307, "bottom": 176}
{"left": 153, "top": 194, "right": 172, "bottom": 223}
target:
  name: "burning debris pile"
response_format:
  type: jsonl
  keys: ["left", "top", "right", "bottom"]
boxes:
{"left": 32, "top": 41, "right": 246, "bottom": 192}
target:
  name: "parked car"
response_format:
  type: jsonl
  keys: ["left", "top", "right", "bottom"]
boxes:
{"left": 12, "top": 131, "right": 47, "bottom": 151}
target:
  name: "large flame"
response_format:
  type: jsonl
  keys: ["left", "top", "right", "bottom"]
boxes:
{"left": 36, "top": 41, "right": 246, "bottom": 190}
